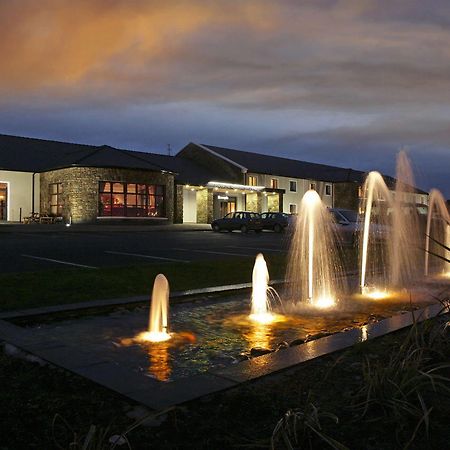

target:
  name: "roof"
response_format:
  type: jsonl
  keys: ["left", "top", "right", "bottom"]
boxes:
{"left": 197, "top": 143, "right": 366, "bottom": 183}
{"left": 0, "top": 134, "right": 169, "bottom": 173}
{"left": 0, "top": 134, "right": 226, "bottom": 185}
{"left": 194, "top": 143, "right": 427, "bottom": 194}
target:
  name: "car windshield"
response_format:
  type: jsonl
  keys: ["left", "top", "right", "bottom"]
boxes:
{"left": 339, "top": 210, "right": 358, "bottom": 223}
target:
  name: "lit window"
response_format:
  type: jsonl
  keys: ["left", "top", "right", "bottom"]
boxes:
{"left": 248, "top": 175, "right": 258, "bottom": 186}
{"left": 289, "top": 181, "right": 297, "bottom": 192}
{"left": 49, "top": 183, "right": 63, "bottom": 216}
{"left": 289, "top": 204, "right": 297, "bottom": 214}
{"left": 99, "top": 182, "right": 165, "bottom": 217}
{"left": 325, "top": 184, "right": 332, "bottom": 196}
{"left": 270, "top": 178, "right": 278, "bottom": 189}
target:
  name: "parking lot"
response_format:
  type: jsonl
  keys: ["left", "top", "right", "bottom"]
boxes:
{"left": 0, "top": 228, "right": 291, "bottom": 273}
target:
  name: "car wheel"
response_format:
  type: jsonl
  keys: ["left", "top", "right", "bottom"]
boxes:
{"left": 240, "top": 225, "right": 248, "bottom": 233}
{"left": 212, "top": 224, "right": 220, "bottom": 232}
{"left": 274, "top": 224, "right": 282, "bottom": 233}
{"left": 255, "top": 229, "right": 262, "bottom": 234}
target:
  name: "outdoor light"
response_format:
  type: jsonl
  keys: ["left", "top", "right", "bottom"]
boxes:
{"left": 207, "top": 181, "right": 265, "bottom": 191}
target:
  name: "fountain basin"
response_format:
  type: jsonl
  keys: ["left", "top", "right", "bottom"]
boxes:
{"left": 20, "top": 288, "right": 437, "bottom": 382}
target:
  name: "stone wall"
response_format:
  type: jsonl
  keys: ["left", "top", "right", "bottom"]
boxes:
{"left": 40, "top": 167, "right": 174, "bottom": 223}
{"left": 195, "top": 189, "right": 213, "bottom": 223}
{"left": 333, "top": 182, "right": 360, "bottom": 210}
{"left": 174, "top": 184, "right": 184, "bottom": 223}
{"left": 245, "top": 193, "right": 262, "bottom": 212}
{"left": 267, "top": 194, "right": 280, "bottom": 212}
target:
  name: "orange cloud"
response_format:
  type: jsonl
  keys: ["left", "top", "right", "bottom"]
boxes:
{"left": 0, "top": 0, "right": 278, "bottom": 92}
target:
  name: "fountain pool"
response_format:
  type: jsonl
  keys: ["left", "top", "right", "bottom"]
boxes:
{"left": 25, "top": 286, "right": 436, "bottom": 382}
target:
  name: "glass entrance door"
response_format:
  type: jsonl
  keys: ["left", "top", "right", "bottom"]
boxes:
{"left": 0, "top": 183, "right": 7, "bottom": 221}
{"left": 220, "top": 197, "right": 236, "bottom": 217}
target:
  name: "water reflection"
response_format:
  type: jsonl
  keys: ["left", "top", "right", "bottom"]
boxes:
{"left": 360, "top": 325, "right": 368, "bottom": 342}
{"left": 147, "top": 342, "right": 171, "bottom": 381}
{"left": 245, "top": 322, "right": 271, "bottom": 349}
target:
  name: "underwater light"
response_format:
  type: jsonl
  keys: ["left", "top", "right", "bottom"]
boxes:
{"left": 138, "top": 331, "right": 171, "bottom": 343}
{"left": 249, "top": 312, "right": 275, "bottom": 324}
{"left": 314, "top": 296, "right": 336, "bottom": 309}
{"left": 362, "top": 286, "right": 389, "bottom": 300}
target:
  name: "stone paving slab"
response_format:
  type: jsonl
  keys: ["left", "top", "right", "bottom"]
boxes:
{"left": 126, "top": 374, "right": 238, "bottom": 410}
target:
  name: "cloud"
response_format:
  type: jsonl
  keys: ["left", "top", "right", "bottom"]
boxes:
{"left": 0, "top": 0, "right": 449, "bottom": 196}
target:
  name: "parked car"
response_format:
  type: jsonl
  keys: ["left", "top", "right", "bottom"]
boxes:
{"left": 260, "top": 212, "right": 294, "bottom": 232}
{"left": 211, "top": 211, "right": 263, "bottom": 233}
{"left": 329, "top": 208, "right": 389, "bottom": 244}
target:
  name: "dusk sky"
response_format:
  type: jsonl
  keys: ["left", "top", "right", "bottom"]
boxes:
{"left": 1, "top": 0, "right": 449, "bottom": 196}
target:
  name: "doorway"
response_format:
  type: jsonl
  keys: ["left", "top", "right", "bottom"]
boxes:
{"left": 0, "top": 183, "right": 7, "bottom": 221}
{"left": 219, "top": 197, "right": 236, "bottom": 217}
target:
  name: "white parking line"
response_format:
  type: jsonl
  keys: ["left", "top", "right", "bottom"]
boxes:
{"left": 21, "top": 254, "right": 97, "bottom": 269}
{"left": 225, "top": 246, "right": 286, "bottom": 253}
{"left": 172, "top": 248, "right": 256, "bottom": 257}
{"left": 105, "top": 251, "right": 190, "bottom": 263}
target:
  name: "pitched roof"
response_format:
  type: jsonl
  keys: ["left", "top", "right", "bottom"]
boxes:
{"left": 197, "top": 143, "right": 367, "bottom": 183}
{"left": 0, "top": 134, "right": 169, "bottom": 173}
{"left": 195, "top": 143, "right": 429, "bottom": 194}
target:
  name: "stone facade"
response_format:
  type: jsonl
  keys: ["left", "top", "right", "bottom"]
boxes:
{"left": 40, "top": 167, "right": 174, "bottom": 223}
{"left": 195, "top": 189, "right": 214, "bottom": 223}
{"left": 174, "top": 185, "right": 184, "bottom": 223}
{"left": 245, "top": 193, "right": 262, "bottom": 212}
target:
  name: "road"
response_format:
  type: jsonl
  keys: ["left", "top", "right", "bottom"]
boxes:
{"left": 0, "top": 229, "right": 291, "bottom": 273}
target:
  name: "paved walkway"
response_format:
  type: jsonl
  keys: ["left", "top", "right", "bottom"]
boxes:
{"left": 0, "top": 222, "right": 211, "bottom": 233}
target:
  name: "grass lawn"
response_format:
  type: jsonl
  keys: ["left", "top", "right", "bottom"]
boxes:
{"left": 1, "top": 313, "right": 449, "bottom": 449}
{"left": 0, "top": 255, "right": 287, "bottom": 312}
{"left": 0, "top": 247, "right": 358, "bottom": 312}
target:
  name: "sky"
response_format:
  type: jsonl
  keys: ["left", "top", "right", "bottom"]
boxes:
{"left": 1, "top": 0, "right": 449, "bottom": 196}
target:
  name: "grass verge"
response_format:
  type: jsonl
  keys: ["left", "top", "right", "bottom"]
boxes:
{"left": 0, "top": 255, "right": 287, "bottom": 312}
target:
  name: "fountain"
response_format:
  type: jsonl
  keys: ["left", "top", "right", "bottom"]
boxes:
{"left": 286, "top": 189, "right": 343, "bottom": 308}
{"left": 249, "top": 253, "right": 280, "bottom": 324}
{"left": 390, "top": 150, "right": 423, "bottom": 286}
{"left": 359, "top": 151, "right": 423, "bottom": 297}
{"left": 424, "top": 189, "right": 450, "bottom": 278}
{"left": 139, "top": 274, "right": 171, "bottom": 342}
{"left": 359, "top": 171, "right": 393, "bottom": 298}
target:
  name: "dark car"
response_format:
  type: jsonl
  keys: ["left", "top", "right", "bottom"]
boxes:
{"left": 211, "top": 211, "right": 263, "bottom": 233}
{"left": 260, "top": 212, "right": 293, "bottom": 232}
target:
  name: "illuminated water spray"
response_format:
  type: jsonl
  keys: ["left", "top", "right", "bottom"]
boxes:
{"left": 140, "top": 274, "right": 171, "bottom": 342}
{"left": 359, "top": 171, "right": 392, "bottom": 298}
{"left": 250, "top": 253, "right": 276, "bottom": 324}
{"left": 286, "top": 190, "right": 343, "bottom": 308}
{"left": 424, "top": 189, "right": 450, "bottom": 277}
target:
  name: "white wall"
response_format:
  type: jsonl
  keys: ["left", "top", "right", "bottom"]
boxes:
{"left": 247, "top": 172, "right": 334, "bottom": 212}
{"left": 183, "top": 188, "right": 197, "bottom": 222}
{"left": 0, "top": 170, "right": 40, "bottom": 222}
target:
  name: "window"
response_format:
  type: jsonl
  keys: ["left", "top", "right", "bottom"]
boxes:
{"left": 325, "top": 184, "right": 332, "bottom": 196}
{"left": 49, "top": 183, "right": 63, "bottom": 216}
{"left": 247, "top": 175, "right": 258, "bottom": 186}
{"left": 289, "top": 203, "right": 297, "bottom": 214}
{"left": 270, "top": 178, "right": 278, "bottom": 189}
{"left": 310, "top": 182, "right": 316, "bottom": 191}
{"left": 289, "top": 180, "right": 297, "bottom": 192}
{"left": 99, "top": 182, "right": 165, "bottom": 217}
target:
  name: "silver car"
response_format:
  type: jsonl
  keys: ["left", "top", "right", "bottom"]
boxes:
{"left": 329, "top": 208, "right": 389, "bottom": 245}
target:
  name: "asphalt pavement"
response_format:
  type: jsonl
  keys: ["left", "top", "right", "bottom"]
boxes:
{"left": 0, "top": 225, "right": 291, "bottom": 273}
